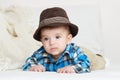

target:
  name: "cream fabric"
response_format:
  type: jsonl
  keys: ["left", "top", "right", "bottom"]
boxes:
{"left": 0, "top": 6, "right": 41, "bottom": 71}
{"left": 81, "top": 47, "right": 106, "bottom": 70}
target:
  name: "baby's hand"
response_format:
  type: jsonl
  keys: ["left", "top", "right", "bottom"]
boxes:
{"left": 57, "top": 66, "right": 75, "bottom": 73}
{"left": 29, "top": 64, "right": 45, "bottom": 72}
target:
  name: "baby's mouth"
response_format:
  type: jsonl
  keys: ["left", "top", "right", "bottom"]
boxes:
{"left": 50, "top": 47, "right": 57, "bottom": 51}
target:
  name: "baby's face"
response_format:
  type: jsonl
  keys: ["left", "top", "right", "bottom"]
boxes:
{"left": 41, "top": 26, "right": 72, "bottom": 60}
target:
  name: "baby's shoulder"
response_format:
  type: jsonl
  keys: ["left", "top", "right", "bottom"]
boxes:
{"left": 69, "top": 43, "right": 82, "bottom": 51}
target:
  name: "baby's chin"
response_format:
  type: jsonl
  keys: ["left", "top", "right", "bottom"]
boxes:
{"left": 49, "top": 51, "right": 62, "bottom": 58}
{"left": 50, "top": 51, "right": 61, "bottom": 56}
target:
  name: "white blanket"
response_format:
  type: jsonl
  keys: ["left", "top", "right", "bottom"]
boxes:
{"left": 0, "top": 65, "right": 120, "bottom": 80}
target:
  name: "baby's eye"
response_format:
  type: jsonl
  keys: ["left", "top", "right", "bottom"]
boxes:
{"left": 56, "top": 36, "right": 61, "bottom": 39}
{"left": 43, "top": 37, "right": 49, "bottom": 41}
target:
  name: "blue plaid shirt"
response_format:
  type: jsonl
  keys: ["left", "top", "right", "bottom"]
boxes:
{"left": 22, "top": 43, "right": 90, "bottom": 73}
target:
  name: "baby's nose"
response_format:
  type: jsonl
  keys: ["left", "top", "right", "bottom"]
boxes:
{"left": 49, "top": 38, "right": 55, "bottom": 45}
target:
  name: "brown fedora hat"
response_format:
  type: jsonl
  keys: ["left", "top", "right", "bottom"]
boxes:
{"left": 33, "top": 7, "right": 79, "bottom": 41}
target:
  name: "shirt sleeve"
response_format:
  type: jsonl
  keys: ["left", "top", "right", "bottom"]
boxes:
{"left": 72, "top": 47, "right": 91, "bottom": 73}
{"left": 22, "top": 52, "right": 38, "bottom": 71}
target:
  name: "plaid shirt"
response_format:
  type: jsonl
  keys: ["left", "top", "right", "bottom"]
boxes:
{"left": 22, "top": 43, "right": 90, "bottom": 73}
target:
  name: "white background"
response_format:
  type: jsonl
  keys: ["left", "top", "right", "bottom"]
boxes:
{"left": 99, "top": 0, "right": 120, "bottom": 65}
{"left": 0, "top": 0, "right": 120, "bottom": 66}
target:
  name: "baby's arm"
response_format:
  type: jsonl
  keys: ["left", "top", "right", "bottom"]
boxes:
{"left": 57, "top": 53, "right": 90, "bottom": 73}
{"left": 57, "top": 47, "right": 90, "bottom": 73}
{"left": 72, "top": 53, "right": 91, "bottom": 73}
{"left": 22, "top": 52, "right": 45, "bottom": 72}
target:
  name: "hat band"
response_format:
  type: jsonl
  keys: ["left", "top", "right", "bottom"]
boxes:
{"left": 40, "top": 17, "right": 70, "bottom": 27}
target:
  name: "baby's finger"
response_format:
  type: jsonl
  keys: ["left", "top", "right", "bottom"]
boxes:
{"left": 41, "top": 68, "right": 46, "bottom": 72}
{"left": 57, "top": 69, "right": 62, "bottom": 73}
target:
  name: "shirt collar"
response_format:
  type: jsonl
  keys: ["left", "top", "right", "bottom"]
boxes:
{"left": 60, "top": 43, "right": 75, "bottom": 59}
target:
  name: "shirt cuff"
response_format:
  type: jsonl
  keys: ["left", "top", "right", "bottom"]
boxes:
{"left": 72, "top": 64, "right": 90, "bottom": 73}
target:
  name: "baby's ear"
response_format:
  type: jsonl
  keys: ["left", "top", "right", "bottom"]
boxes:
{"left": 67, "top": 34, "right": 73, "bottom": 44}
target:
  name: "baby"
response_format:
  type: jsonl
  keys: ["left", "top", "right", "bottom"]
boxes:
{"left": 22, "top": 7, "right": 90, "bottom": 73}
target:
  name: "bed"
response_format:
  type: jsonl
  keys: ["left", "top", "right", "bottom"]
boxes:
{"left": 0, "top": 65, "right": 120, "bottom": 80}
{"left": 0, "top": 1, "right": 120, "bottom": 80}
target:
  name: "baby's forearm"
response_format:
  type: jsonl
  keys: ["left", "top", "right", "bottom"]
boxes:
{"left": 72, "top": 64, "right": 91, "bottom": 73}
